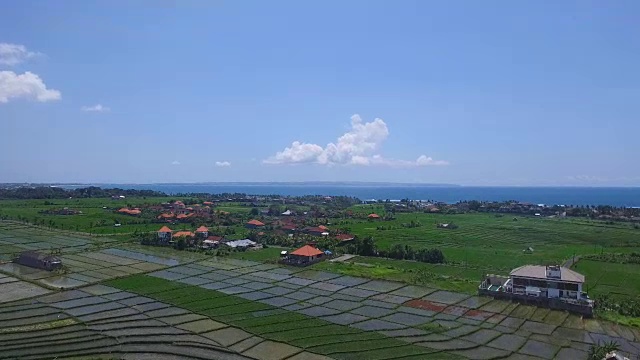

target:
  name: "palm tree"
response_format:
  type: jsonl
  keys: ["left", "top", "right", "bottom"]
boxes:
{"left": 588, "top": 340, "right": 620, "bottom": 360}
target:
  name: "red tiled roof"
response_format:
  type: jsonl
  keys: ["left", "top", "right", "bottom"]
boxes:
{"left": 247, "top": 219, "right": 265, "bottom": 226}
{"left": 291, "top": 245, "right": 323, "bottom": 257}
{"left": 173, "top": 231, "right": 195, "bottom": 238}
{"left": 158, "top": 213, "right": 175, "bottom": 219}
{"left": 158, "top": 226, "right": 172, "bottom": 233}
{"left": 207, "top": 235, "right": 223, "bottom": 241}
{"left": 196, "top": 226, "right": 209, "bottom": 232}
{"left": 336, "top": 234, "right": 355, "bottom": 241}
{"left": 203, "top": 201, "right": 213, "bottom": 205}
{"left": 318, "top": 225, "right": 328, "bottom": 230}
{"left": 368, "top": 213, "right": 380, "bottom": 218}
{"left": 118, "top": 208, "right": 141, "bottom": 215}
{"left": 281, "top": 224, "right": 296, "bottom": 230}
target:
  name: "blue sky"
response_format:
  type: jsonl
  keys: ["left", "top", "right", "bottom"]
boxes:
{"left": 1, "top": 1, "right": 638, "bottom": 186}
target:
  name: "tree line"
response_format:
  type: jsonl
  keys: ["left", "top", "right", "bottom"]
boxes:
{"left": 0, "top": 186, "right": 165, "bottom": 199}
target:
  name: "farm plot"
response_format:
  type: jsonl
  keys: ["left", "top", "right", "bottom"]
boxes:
{"left": 0, "top": 246, "right": 178, "bottom": 289}
{"left": 104, "top": 258, "right": 640, "bottom": 359}
{"left": 573, "top": 259, "right": 640, "bottom": 297}
{"left": 0, "top": 221, "right": 106, "bottom": 259}
{"left": 0, "top": 276, "right": 51, "bottom": 303}
{"left": 0, "top": 285, "right": 319, "bottom": 360}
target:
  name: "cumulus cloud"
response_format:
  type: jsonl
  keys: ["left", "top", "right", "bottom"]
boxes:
{"left": 215, "top": 161, "right": 231, "bottom": 167}
{"left": 264, "top": 114, "right": 448, "bottom": 167}
{"left": 0, "top": 43, "right": 40, "bottom": 66}
{"left": 0, "top": 71, "right": 61, "bottom": 103}
{"left": 81, "top": 104, "right": 109, "bottom": 112}
{"left": 171, "top": 160, "right": 180, "bottom": 165}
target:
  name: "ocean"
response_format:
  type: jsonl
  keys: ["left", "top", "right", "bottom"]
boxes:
{"left": 71, "top": 184, "right": 640, "bottom": 207}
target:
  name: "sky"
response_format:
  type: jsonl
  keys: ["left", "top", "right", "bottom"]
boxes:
{"left": 1, "top": 0, "right": 639, "bottom": 186}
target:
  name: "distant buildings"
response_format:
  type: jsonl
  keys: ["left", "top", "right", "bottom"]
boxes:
{"left": 246, "top": 219, "right": 265, "bottom": 229}
{"left": 367, "top": 213, "right": 381, "bottom": 219}
{"left": 195, "top": 226, "right": 209, "bottom": 238}
{"left": 335, "top": 234, "right": 355, "bottom": 242}
{"left": 173, "top": 230, "right": 195, "bottom": 238}
{"left": 225, "top": 239, "right": 257, "bottom": 249}
{"left": 157, "top": 226, "right": 172, "bottom": 241}
{"left": 118, "top": 208, "right": 141, "bottom": 216}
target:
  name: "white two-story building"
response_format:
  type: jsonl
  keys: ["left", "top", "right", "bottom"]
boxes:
{"left": 507, "top": 265, "right": 585, "bottom": 300}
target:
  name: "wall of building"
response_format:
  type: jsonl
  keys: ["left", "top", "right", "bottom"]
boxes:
{"left": 478, "top": 288, "right": 593, "bottom": 316}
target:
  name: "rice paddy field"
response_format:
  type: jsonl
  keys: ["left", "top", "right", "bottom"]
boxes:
{"left": 3, "top": 252, "right": 640, "bottom": 359}
{"left": 0, "top": 224, "right": 640, "bottom": 360}
{"left": 572, "top": 259, "right": 640, "bottom": 298}
{"left": 1, "top": 205, "right": 640, "bottom": 358}
{"left": 341, "top": 208, "right": 640, "bottom": 275}
{"left": 0, "top": 221, "right": 185, "bottom": 291}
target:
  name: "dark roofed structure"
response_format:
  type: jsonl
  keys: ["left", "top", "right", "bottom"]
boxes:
{"left": 15, "top": 251, "right": 62, "bottom": 271}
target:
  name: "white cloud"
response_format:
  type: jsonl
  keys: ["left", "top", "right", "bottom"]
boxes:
{"left": 0, "top": 43, "right": 40, "bottom": 66}
{"left": 416, "top": 155, "right": 449, "bottom": 166}
{"left": 264, "top": 114, "right": 448, "bottom": 167}
{"left": 0, "top": 71, "right": 61, "bottom": 103}
{"left": 264, "top": 141, "right": 324, "bottom": 164}
{"left": 171, "top": 160, "right": 180, "bottom": 165}
{"left": 215, "top": 161, "right": 231, "bottom": 167}
{"left": 81, "top": 104, "right": 110, "bottom": 112}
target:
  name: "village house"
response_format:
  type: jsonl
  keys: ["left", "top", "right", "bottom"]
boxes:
{"left": 335, "top": 234, "right": 355, "bottom": 242}
{"left": 118, "top": 208, "right": 141, "bottom": 216}
{"left": 157, "top": 226, "right": 172, "bottom": 242}
{"left": 195, "top": 226, "right": 209, "bottom": 238}
{"left": 225, "top": 239, "right": 257, "bottom": 249}
{"left": 173, "top": 230, "right": 195, "bottom": 238}
{"left": 283, "top": 245, "right": 324, "bottom": 266}
{"left": 176, "top": 213, "right": 194, "bottom": 221}
{"left": 304, "top": 226, "right": 328, "bottom": 236}
{"left": 246, "top": 219, "right": 265, "bottom": 229}
{"left": 368, "top": 213, "right": 381, "bottom": 220}
{"left": 157, "top": 213, "right": 175, "bottom": 221}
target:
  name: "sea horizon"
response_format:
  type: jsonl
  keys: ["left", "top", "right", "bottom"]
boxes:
{"left": 36, "top": 183, "right": 640, "bottom": 208}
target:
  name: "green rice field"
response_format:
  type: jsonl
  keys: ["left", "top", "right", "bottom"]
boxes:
{"left": 572, "top": 259, "right": 640, "bottom": 297}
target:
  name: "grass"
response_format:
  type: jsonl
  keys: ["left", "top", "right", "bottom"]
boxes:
{"left": 105, "top": 274, "right": 451, "bottom": 358}
{"left": 312, "top": 257, "right": 481, "bottom": 294}
{"left": 573, "top": 259, "right": 640, "bottom": 297}
{"left": 0, "top": 319, "right": 77, "bottom": 334}
{"left": 0, "top": 197, "right": 253, "bottom": 235}
{"left": 227, "top": 247, "right": 285, "bottom": 262}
